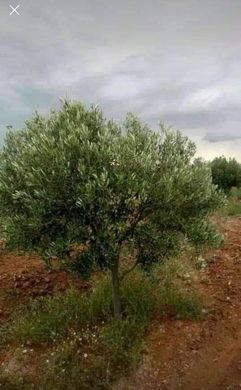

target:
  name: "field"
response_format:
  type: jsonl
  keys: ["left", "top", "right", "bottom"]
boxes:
{"left": 0, "top": 200, "right": 241, "bottom": 389}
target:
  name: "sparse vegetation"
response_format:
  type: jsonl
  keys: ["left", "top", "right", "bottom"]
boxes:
{"left": 0, "top": 266, "right": 203, "bottom": 389}
{"left": 216, "top": 186, "right": 241, "bottom": 217}
{"left": 0, "top": 267, "right": 202, "bottom": 346}
{"left": 220, "top": 198, "right": 241, "bottom": 216}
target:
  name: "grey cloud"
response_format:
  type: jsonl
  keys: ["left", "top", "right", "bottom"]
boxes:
{"left": 1, "top": 0, "right": 241, "bottom": 157}
{"left": 203, "top": 132, "right": 241, "bottom": 143}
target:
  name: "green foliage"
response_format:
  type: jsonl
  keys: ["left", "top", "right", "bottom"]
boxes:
{"left": 87, "top": 277, "right": 113, "bottom": 321}
{"left": 210, "top": 156, "right": 241, "bottom": 193}
{"left": 68, "top": 249, "right": 96, "bottom": 277}
{"left": 151, "top": 257, "right": 203, "bottom": 319}
{"left": 221, "top": 199, "right": 241, "bottom": 216}
{"left": 218, "top": 187, "right": 241, "bottom": 216}
{"left": 230, "top": 187, "right": 241, "bottom": 200}
{"left": 101, "top": 317, "right": 143, "bottom": 351}
{"left": 0, "top": 289, "right": 88, "bottom": 344}
{"left": 39, "top": 328, "right": 111, "bottom": 390}
{"left": 39, "top": 319, "right": 144, "bottom": 390}
{"left": 120, "top": 271, "right": 158, "bottom": 319}
{"left": 0, "top": 372, "right": 32, "bottom": 390}
{"left": 184, "top": 220, "right": 224, "bottom": 248}
{"left": 101, "top": 317, "right": 146, "bottom": 363}
{"left": 0, "top": 102, "right": 222, "bottom": 260}
{"left": 159, "top": 282, "right": 202, "bottom": 319}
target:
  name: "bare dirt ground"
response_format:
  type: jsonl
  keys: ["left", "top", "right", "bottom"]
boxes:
{"left": 0, "top": 217, "right": 241, "bottom": 389}
{"left": 0, "top": 249, "right": 89, "bottom": 323}
{"left": 114, "top": 216, "right": 241, "bottom": 390}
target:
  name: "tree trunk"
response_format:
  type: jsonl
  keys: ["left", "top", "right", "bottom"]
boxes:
{"left": 111, "top": 263, "right": 121, "bottom": 318}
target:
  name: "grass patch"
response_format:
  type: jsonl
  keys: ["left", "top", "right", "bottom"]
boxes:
{"left": 39, "top": 318, "right": 146, "bottom": 390}
{"left": 0, "top": 372, "right": 32, "bottom": 390}
{"left": 159, "top": 282, "right": 202, "bottom": 319}
{"left": 0, "top": 267, "right": 203, "bottom": 389}
{"left": 1, "top": 271, "right": 160, "bottom": 345}
{"left": 229, "top": 187, "right": 241, "bottom": 200}
{"left": 0, "top": 289, "right": 89, "bottom": 344}
{"left": 101, "top": 317, "right": 147, "bottom": 364}
{"left": 1, "top": 269, "right": 202, "bottom": 345}
{"left": 219, "top": 193, "right": 241, "bottom": 217}
{"left": 222, "top": 200, "right": 241, "bottom": 216}
{"left": 0, "top": 279, "right": 112, "bottom": 345}
{"left": 121, "top": 271, "right": 158, "bottom": 319}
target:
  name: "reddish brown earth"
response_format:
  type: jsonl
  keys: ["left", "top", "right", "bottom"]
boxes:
{"left": 115, "top": 217, "right": 241, "bottom": 390}
{"left": 0, "top": 248, "right": 89, "bottom": 323}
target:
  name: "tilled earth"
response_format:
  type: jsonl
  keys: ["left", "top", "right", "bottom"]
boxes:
{"left": 0, "top": 249, "right": 89, "bottom": 323}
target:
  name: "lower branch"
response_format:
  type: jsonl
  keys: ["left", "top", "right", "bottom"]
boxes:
{"left": 120, "top": 258, "right": 139, "bottom": 281}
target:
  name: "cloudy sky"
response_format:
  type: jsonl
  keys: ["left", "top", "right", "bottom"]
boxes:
{"left": 1, "top": 0, "right": 241, "bottom": 160}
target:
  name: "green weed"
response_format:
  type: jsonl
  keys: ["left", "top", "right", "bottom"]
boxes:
{"left": 223, "top": 200, "right": 241, "bottom": 216}
{"left": 0, "top": 267, "right": 203, "bottom": 389}
{"left": 159, "top": 281, "right": 202, "bottom": 319}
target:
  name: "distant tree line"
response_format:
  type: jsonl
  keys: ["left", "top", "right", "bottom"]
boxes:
{"left": 210, "top": 157, "right": 241, "bottom": 193}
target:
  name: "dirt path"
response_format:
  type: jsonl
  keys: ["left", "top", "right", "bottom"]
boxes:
{"left": 114, "top": 217, "right": 241, "bottom": 390}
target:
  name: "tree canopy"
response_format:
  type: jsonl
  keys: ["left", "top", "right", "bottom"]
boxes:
{"left": 0, "top": 101, "right": 223, "bottom": 316}
{"left": 210, "top": 156, "right": 241, "bottom": 193}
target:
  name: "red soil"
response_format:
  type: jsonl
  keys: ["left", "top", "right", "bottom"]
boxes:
{"left": 0, "top": 249, "right": 89, "bottom": 323}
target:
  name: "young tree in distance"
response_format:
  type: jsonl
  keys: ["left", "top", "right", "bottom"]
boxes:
{"left": 210, "top": 156, "right": 241, "bottom": 193}
{"left": 0, "top": 101, "right": 223, "bottom": 317}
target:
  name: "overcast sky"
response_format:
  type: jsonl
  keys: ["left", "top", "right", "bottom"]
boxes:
{"left": 1, "top": 0, "right": 241, "bottom": 160}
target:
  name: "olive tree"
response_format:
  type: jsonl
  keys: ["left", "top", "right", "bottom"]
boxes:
{"left": 0, "top": 101, "right": 222, "bottom": 317}
{"left": 210, "top": 156, "right": 241, "bottom": 193}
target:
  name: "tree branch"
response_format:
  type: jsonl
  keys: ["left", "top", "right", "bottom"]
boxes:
{"left": 120, "top": 258, "right": 139, "bottom": 281}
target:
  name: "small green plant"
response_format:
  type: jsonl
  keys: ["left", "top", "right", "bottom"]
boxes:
{"left": 159, "top": 282, "right": 202, "bottom": 319}
{"left": 220, "top": 199, "right": 241, "bottom": 216}
{"left": 0, "top": 289, "right": 90, "bottom": 344}
{"left": 152, "top": 256, "right": 203, "bottom": 319}
{"left": 39, "top": 330, "right": 109, "bottom": 390}
{"left": 101, "top": 317, "right": 148, "bottom": 355}
{"left": 230, "top": 187, "right": 241, "bottom": 200}
{"left": 120, "top": 271, "right": 158, "bottom": 319}
{"left": 0, "top": 371, "right": 32, "bottom": 390}
{"left": 87, "top": 277, "right": 112, "bottom": 322}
